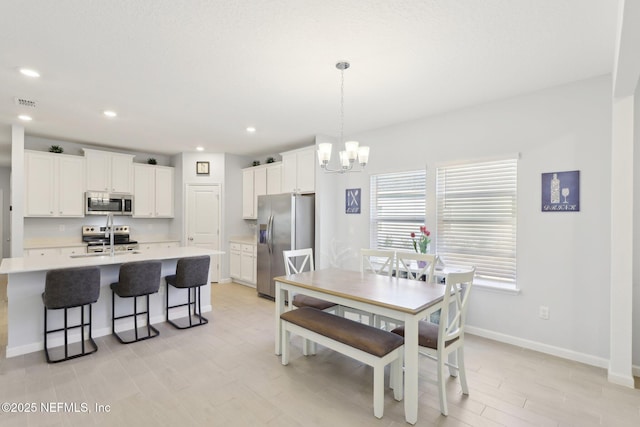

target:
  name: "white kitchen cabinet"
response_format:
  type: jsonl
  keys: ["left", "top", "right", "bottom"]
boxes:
{"left": 240, "top": 244, "right": 256, "bottom": 283}
{"left": 229, "top": 242, "right": 242, "bottom": 279}
{"left": 242, "top": 169, "right": 255, "bottom": 219}
{"left": 229, "top": 241, "right": 256, "bottom": 285}
{"left": 83, "top": 148, "right": 134, "bottom": 193}
{"left": 24, "top": 248, "right": 61, "bottom": 257}
{"left": 242, "top": 162, "right": 282, "bottom": 219}
{"left": 280, "top": 146, "right": 315, "bottom": 193}
{"left": 139, "top": 241, "right": 180, "bottom": 251}
{"left": 133, "top": 164, "right": 174, "bottom": 218}
{"left": 58, "top": 246, "right": 87, "bottom": 256}
{"left": 25, "top": 150, "right": 85, "bottom": 217}
{"left": 266, "top": 163, "right": 282, "bottom": 194}
{"left": 24, "top": 246, "right": 87, "bottom": 257}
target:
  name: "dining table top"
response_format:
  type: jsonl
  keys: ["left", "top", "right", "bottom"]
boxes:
{"left": 274, "top": 267, "right": 446, "bottom": 315}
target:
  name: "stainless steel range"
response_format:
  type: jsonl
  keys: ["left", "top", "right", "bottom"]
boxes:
{"left": 82, "top": 225, "right": 139, "bottom": 253}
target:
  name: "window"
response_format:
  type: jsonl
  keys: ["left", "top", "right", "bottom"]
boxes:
{"left": 436, "top": 158, "right": 517, "bottom": 288}
{"left": 370, "top": 170, "right": 426, "bottom": 252}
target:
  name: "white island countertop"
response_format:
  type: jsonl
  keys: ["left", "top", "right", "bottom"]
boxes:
{"left": 0, "top": 246, "right": 224, "bottom": 275}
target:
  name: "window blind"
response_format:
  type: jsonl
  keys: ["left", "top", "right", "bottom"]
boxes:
{"left": 436, "top": 158, "right": 517, "bottom": 286}
{"left": 370, "top": 170, "right": 426, "bottom": 252}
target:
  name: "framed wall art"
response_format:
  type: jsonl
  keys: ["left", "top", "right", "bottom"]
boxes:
{"left": 541, "top": 170, "right": 579, "bottom": 212}
{"left": 345, "top": 188, "right": 361, "bottom": 214}
{"left": 196, "top": 161, "right": 210, "bottom": 175}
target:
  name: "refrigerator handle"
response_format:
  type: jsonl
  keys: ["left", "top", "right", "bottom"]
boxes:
{"left": 267, "top": 214, "right": 274, "bottom": 254}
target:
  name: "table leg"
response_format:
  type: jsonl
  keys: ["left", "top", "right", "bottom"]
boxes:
{"left": 404, "top": 316, "right": 419, "bottom": 424}
{"left": 275, "top": 281, "right": 285, "bottom": 355}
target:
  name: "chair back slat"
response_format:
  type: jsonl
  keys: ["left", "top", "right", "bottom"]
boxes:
{"left": 360, "top": 249, "right": 394, "bottom": 277}
{"left": 439, "top": 268, "right": 476, "bottom": 346}
{"left": 395, "top": 252, "right": 436, "bottom": 283}
{"left": 283, "top": 248, "right": 314, "bottom": 275}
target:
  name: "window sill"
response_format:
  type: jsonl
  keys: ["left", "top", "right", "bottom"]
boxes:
{"left": 472, "top": 278, "right": 520, "bottom": 295}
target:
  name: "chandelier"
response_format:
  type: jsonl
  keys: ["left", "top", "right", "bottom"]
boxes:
{"left": 317, "top": 61, "right": 370, "bottom": 173}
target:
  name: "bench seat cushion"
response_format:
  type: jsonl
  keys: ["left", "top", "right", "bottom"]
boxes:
{"left": 292, "top": 295, "right": 337, "bottom": 311}
{"left": 281, "top": 307, "right": 404, "bottom": 357}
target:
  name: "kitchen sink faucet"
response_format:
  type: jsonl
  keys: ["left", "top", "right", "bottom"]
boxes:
{"left": 106, "top": 213, "right": 115, "bottom": 256}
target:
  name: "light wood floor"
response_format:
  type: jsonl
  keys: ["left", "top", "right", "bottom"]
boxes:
{"left": 0, "top": 280, "right": 639, "bottom": 426}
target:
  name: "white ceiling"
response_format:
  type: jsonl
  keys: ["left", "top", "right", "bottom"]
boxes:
{"left": 0, "top": 0, "right": 618, "bottom": 163}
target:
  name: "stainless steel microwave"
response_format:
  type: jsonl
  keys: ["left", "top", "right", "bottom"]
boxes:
{"left": 85, "top": 192, "right": 133, "bottom": 215}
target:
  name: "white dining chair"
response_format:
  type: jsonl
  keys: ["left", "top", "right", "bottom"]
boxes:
{"left": 395, "top": 252, "right": 437, "bottom": 284}
{"left": 283, "top": 248, "right": 338, "bottom": 313}
{"left": 375, "top": 252, "right": 438, "bottom": 330}
{"left": 360, "top": 249, "right": 395, "bottom": 277}
{"left": 354, "top": 249, "right": 395, "bottom": 327}
{"left": 283, "top": 248, "right": 338, "bottom": 354}
{"left": 391, "top": 267, "right": 476, "bottom": 416}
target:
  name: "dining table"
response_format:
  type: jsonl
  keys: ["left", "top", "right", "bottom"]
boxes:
{"left": 273, "top": 268, "right": 447, "bottom": 425}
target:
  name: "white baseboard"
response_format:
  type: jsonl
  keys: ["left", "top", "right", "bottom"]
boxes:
{"left": 467, "top": 325, "right": 639, "bottom": 385}
{"left": 466, "top": 325, "right": 610, "bottom": 368}
{"left": 217, "top": 277, "right": 233, "bottom": 284}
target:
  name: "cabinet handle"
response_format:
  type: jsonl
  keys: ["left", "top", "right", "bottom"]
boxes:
{"left": 189, "top": 237, "right": 194, "bottom": 241}
{"left": 50, "top": 211, "right": 53, "bottom": 214}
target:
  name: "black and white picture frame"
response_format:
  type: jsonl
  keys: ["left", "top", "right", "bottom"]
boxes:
{"left": 196, "top": 161, "right": 210, "bottom": 175}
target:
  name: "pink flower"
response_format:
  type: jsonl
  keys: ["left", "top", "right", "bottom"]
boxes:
{"left": 410, "top": 225, "right": 431, "bottom": 254}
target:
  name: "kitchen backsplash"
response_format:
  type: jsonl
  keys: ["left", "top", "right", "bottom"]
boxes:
{"left": 24, "top": 217, "right": 176, "bottom": 245}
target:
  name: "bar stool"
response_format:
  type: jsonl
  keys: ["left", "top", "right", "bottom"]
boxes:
{"left": 111, "top": 261, "right": 162, "bottom": 344}
{"left": 42, "top": 266, "right": 101, "bottom": 363}
{"left": 165, "top": 255, "right": 210, "bottom": 329}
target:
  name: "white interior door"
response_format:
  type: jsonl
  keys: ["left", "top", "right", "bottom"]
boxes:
{"left": 186, "top": 184, "right": 221, "bottom": 282}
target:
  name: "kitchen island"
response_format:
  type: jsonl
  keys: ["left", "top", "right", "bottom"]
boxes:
{"left": 0, "top": 246, "right": 224, "bottom": 358}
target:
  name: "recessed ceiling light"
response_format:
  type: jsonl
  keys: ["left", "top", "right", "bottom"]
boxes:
{"left": 103, "top": 110, "right": 117, "bottom": 118}
{"left": 246, "top": 127, "right": 256, "bottom": 133}
{"left": 196, "top": 146, "right": 204, "bottom": 151}
{"left": 19, "top": 68, "right": 40, "bottom": 78}
{"left": 18, "top": 115, "right": 33, "bottom": 121}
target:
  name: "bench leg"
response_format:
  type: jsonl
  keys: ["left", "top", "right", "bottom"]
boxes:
{"left": 302, "top": 338, "right": 318, "bottom": 355}
{"left": 282, "top": 327, "right": 290, "bottom": 366}
{"left": 391, "top": 348, "right": 404, "bottom": 401}
{"left": 373, "top": 362, "right": 384, "bottom": 419}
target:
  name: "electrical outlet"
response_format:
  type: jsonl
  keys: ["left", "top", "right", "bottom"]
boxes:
{"left": 539, "top": 305, "right": 550, "bottom": 320}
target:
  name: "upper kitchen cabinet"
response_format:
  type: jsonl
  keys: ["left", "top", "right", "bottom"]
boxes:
{"left": 25, "top": 150, "right": 85, "bottom": 217}
{"left": 242, "top": 162, "right": 282, "bottom": 219}
{"left": 133, "top": 164, "right": 174, "bottom": 218}
{"left": 280, "top": 146, "right": 315, "bottom": 193}
{"left": 83, "top": 148, "right": 134, "bottom": 193}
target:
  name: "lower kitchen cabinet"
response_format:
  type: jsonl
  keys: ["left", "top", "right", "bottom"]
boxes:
{"left": 229, "top": 241, "right": 256, "bottom": 285}
{"left": 24, "top": 246, "right": 87, "bottom": 257}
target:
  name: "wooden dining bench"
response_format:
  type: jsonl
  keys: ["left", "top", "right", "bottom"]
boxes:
{"left": 280, "top": 306, "right": 404, "bottom": 418}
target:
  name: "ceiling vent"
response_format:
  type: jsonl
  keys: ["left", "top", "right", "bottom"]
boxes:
{"left": 14, "top": 97, "right": 37, "bottom": 108}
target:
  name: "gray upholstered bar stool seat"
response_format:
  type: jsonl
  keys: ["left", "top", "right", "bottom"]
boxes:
{"left": 110, "top": 261, "right": 162, "bottom": 344}
{"left": 42, "top": 266, "right": 101, "bottom": 363}
{"left": 165, "top": 255, "right": 210, "bottom": 329}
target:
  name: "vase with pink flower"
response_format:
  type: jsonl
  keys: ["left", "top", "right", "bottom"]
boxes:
{"left": 411, "top": 226, "right": 431, "bottom": 268}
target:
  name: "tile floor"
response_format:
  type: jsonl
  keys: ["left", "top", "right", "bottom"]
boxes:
{"left": 0, "top": 280, "right": 639, "bottom": 426}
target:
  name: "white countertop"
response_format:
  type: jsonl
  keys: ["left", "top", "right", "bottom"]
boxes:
{"left": 0, "top": 246, "right": 224, "bottom": 274}
{"left": 229, "top": 235, "right": 256, "bottom": 244}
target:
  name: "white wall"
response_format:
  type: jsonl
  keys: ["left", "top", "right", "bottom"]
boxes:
{"left": 633, "top": 86, "right": 640, "bottom": 368}
{"left": 0, "top": 166, "right": 10, "bottom": 257}
{"left": 317, "top": 75, "right": 614, "bottom": 364}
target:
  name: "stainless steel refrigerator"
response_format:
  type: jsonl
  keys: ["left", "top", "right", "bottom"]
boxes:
{"left": 256, "top": 193, "right": 315, "bottom": 298}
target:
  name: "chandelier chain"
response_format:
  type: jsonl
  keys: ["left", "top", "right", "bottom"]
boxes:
{"left": 340, "top": 66, "right": 344, "bottom": 145}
